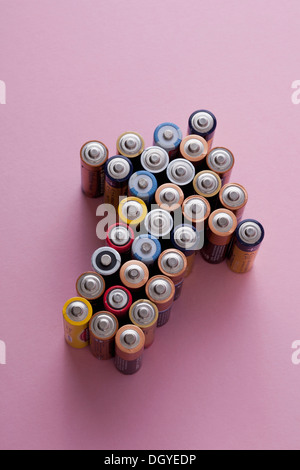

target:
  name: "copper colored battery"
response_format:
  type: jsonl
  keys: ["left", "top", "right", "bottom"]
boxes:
{"left": 180, "top": 135, "right": 208, "bottom": 171}
{"left": 89, "top": 311, "right": 119, "bottom": 360}
{"left": 171, "top": 224, "right": 203, "bottom": 277}
{"left": 145, "top": 275, "right": 175, "bottom": 327}
{"left": 182, "top": 195, "right": 211, "bottom": 233}
{"left": 114, "top": 324, "right": 145, "bottom": 375}
{"left": 120, "top": 260, "right": 149, "bottom": 298}
{"left": 201, "top": 209, "right": 237, "bottom": 264}
{"left": 206, "top": 147, "right": 235, "bottom": 186}
{"left": 155, "top": 183, "right": 184, "bottom": 216}
{"left": 106, "top": 223, "right": 135, "bottom": 262}
{"left": 76, "top": 271, "right": 106, "bottom": 313}
{"left": 129, "top": 299, "right": 158, "bottom": 348}
{"left": 219, "top": 183, "right": 248, "bottom": 223}
{"left": 80, "top": 141, "right": 109, "bottom": 198}
{"left": 158, "top": 249, "right": 187, "bottom": 301}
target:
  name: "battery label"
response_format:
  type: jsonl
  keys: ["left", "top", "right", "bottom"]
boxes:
{"left": 157, "top": 305, "right": 173, "bottom": 327}
{"left": 228, "top": 244, "right": 258, "bottom": 273}
{"left": 115, "top": 354, "right": 143, "bottom": 375}
{"left": 202, "top": 241, "right": 228, "bottom": 264}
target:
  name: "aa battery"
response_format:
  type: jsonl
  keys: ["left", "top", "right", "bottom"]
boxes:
{"left": 155, "top": 183, "right": 184, "bottom": 220}
{"left": 128, "top": 171, "right": 158, "bottom": 207}
{"left": 145, "top": 275, "right": 175, "bottom": 327}
{"left": 219, "top": 183, "right": 248, "bottom": 223}
{"left": 131, "top": 234, "right": 162, "bottom": 271}
{"left": 171, "top": 224, "right": 203, "bottom": 277}
{"left": 114, "top": 324, "right": 145, "bottom": 375}
{"left": 118, "top": 197, "right": 148, "bottom": 233}
{"left": 91, "top": 246, "right": 121, "bottom": 288}
{"left": 103, "top": 285, "right": 133, "bottom": 324}
{"left": 188, "top": 109, "right": 217, "bottom": 151}
{"left": 104, "top": 155, "right": 133, "bottom": 211}
{"left": 180, "top": 135, "right": 208, "bottom": 171}
{"left": 201, "top": 209, "right": 237, "bottom": 264}
{"left": 206, "top": 147, "right": 235, "bottom": 186}
{"left": 80, "top": 140, "right": 109, "bottom": 198}
{"left": 76, "top": 271, "right": 106, "bottom": 313}
{"left": 140, "top": 146, "right": 170, "bottom": 185}
{"left": 144, "top": 208, "right": 174, "bottom": 251}
{"left": 106, "top": 222, "right": 135, "bottom": 263}
{"left": 182, "top": 195, "right": 211, "bottom": 234}
{"left": 193, "top": 170, "right": 222, "bottom": 211}
{"left": 129, "top": 299, "right": 158, "bottom": 348}
{"left": 166, "top": 158, "right": 196, "bottom": 197}
{"left": 153, "top": 122, "right": 182, "bottom": 160}
{"left": 158, "top": 249, "right": 188, "bottom": 301}
{"left": 120, "top": 260, "right": 149, "bottom": 299}
{"left": 116, "top": 131, "right": 145, "bottom": 171}
{"left": 62, "top": 297, "right": 93, "bottom": 349}
{"left": 89, "top": 311, "right": 119, "bottom": 360}
{"left": 227, "top": 219, "right": 265, "bottom": 273}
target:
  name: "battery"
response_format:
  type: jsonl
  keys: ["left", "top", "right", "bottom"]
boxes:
{"left": 155, "top": 183, "right": 184, "bottom": 218}
{"left": 89, "top": 311, "right": 119, "bottom": 360}
{"left": 62, "top": 297, "right": 93, "bottom": 349}
{"left": 116, "top": 131, "right": 145, "bottom": 172}
{"left": 129, "top": 299, "right": 158, "bottom": 348}
{"left": 171, "top": 224, "right": 203, "bottom": 277}
{"left": 166, "top": 158, "right": 195, "bottom": 197}
{"left": 104, "top": 155, "right": 133, "bottom": 211}
{"left": 106, "top": 222, "right": 135, "bottom": 263}
{"left": 131, "top": 234, "right": 162, "bottom": 270}
{"left": 201, "top": 209, "right": 237, "bottom": 264}
{"left": 188, "top": 109, "right": 217, "bottom": 151}
{"left": 179, "top": 135, "right": 208, "bottom": 171}
{"left": 118, "top": 196, "right": 148, "bottom": 233}
{"left": 114, "top": 324, "right": 145, "bottom": 375}
{"left": 219, "top": 183, "right": 248, "bottom": 223}
{"left": 227, "top": 219, "right": 265, "bottom": 273}
{"left": 128, "top": 170, "right": 158, "bottom": 207}
{"left": 91, "top": 246, "right": 122, "bottom": 288}
{"left": 158, "top": 249, "right": 188, "bottom": 301}
{"left": 193, "top": 170, "right": 222, "bottom": 211}
{"left": 103, "top": 285, "right": 133, "bottom": 324}
{"left": 145, "top": 275, "right": 175, "bottom": 327}
{"left": 120, "top": 260, "right": 149, "bottom": 299}
{"left": 76, "top": 271, "right": 106, "bottom": 313}
{"left": 144, "top": 208, "right": 174, "bottom": 251}
{"left": 80, "top": 140, "right": 109, "bottom": 198}
{"left": 153, "top": 122, "right": 183, "bottom": 160}
{"left": 182, "top": 195, "right": 211, "bottom": 234}
{"left": 206, "top": 147, "right": 234, "bottom": 186}
{"left": 140, "top": 146, "right": 170, "bottom": 185}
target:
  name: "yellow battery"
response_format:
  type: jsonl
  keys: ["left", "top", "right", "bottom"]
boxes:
{"left": 118, "top": 196, "right": 148, "bottom": 229}
{"left": 62, "top": 297, "right": 93, "bottom": 349}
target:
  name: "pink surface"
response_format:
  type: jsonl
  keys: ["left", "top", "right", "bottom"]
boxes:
{"left": 0, "top": 0, "right": 299, "bottom": 450}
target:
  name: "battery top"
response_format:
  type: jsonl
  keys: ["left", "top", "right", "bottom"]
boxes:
{"left": 147, "top": 276, "right": 174, "bottom": 302}
{"left": 141, "top": 146, "right": 169, "bottom": 173}
{"left": 117, "top": 132, "right": 144, "bottom": 158}
{"left": 172, "top": 225, "right": 202, "bottom": 251}
{"left": 154, "top": 122, "right": 182, "bottom": 151}
{"left": 237, "top": 220, "right": 264, "bottom": 246}
{"left": 132, "top": 235, "right": 161, "bottom": 263}
{"left": 159, "top": 250, "right": 186, "bottom": 276}
{"left": 106, "top": 156, "right": 133, "bottom": 181}
{"left": 220, "top": 183, "right": 247, "bottom": 209}
{"left": 106, "top": 287, "right": 129, "bottom": 310}
{"left": 81, "top": 141, "right": 108, "bottom": 166}
{"left": 121, "top": 261, "right": 149, "bottom": 286}
{"left": 183, "top": 196, "right": 211, "bottom": 223}
{"left": 155, "top": 183, "right": 184, "bottom": 212}
{"left": 167, "top": 158, "right": 195, "bottom": 186}
{"left": 144, "top": 208, "right": 174, "bottom": 238}
{"left": 207, "top": 147, "right": 234, "bottom": 173}
{"left": 130, "top": 300, "right": 158, "bottom": 327}
{"left": 189, "top": 110, "right": 217, "bottom": 136}
{"left": 129, "top": 171, "right": 158, "bottom": 197}
{"left": 180, "top": 135, "right": 208, "bottom": 161}
{"left": 65, "top": 299, "right": 91, "bottom": 323}
{"left": 90, "top": 312, "right": 118, "bottom": 339}
{"left": 193, "top": 170, "right": 221, "bottom": 197}
{"left": 76, "top": 272, "right": 105, "bottom": 300}
{"left": 91, "top": 247, "right": 121, "bottom": 276}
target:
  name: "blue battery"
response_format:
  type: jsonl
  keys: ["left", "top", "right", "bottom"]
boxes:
{"left": 128, "top": 170, "right": 158, "bottom": 207}
{"left": 153, "top": 122, "right": 182, "bottom": 160}
{"left": 131, "top": 234, "right": 161, "bottom": 267}
{"left": 188, "top": 110, "right": 217, "bottom": 151}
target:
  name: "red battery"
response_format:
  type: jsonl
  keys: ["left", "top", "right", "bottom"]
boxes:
{"left": 106, "top": 223, "right": 135, "bottom": 262}
{"left": 103, "top": 285, "right": 133, "bottom": 325}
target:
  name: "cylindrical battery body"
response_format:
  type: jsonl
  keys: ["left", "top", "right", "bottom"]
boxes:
{"left": 193, "top": 170, "right": 222, "bottom": 211}
{"left": 140, "top": 146, "right": 170, "bottom": 186}
{"left": 219, "top": 183, "right": 248, "bottom": 223}
{"left": 180, "top": 135, "right": 208, "bottom": 171}
{"left": 201, "top": 209, "right": 237, "bottom": 264}
{"left": 158, "top": 249, "right": 188, "bottom": 301}
{"left": 91, "top": 247, "right": 122, "bottom": 288}
{"left": 76, "top": 271, "right": 106, "bottom": 313}
{"left": 128, "top": 170, "right": 158, "bottom": 207}
{"left": 129, "top": 299, "right": 158, "bottom": 348}
{"left": 206, "top": 147, "right": 234, "bottom": 186}
{"left": 145, "top": 275, "right": 175, "bottom": 327}
{"left": 227, "top": 219, "right": 265, "bottom": 273}
{"left": 153, "top": 122, "right": 182, "bottom": 160}
{"left": 80, "top": 140, "right": 109, "bottom": 198}
{"left": 115, "top": 325, "right": 145, "bottom": 375}
{"left": 116, "top": 131, "right": 145, "bottom": 172}
{"left": 103, "top": 285, "right": 133, "bottom": 325}
{"left": 89, "top": 311, "right": 119, "bottom": 360}
{"left": 171, "top": 224, "right": 203, "bottom": 277}
{"left": 62, "top": 297, "right": 93, "bottom": 349}
{"left": 188, "top": 109, "right": 217, "bottom": 151}
{"left": 106, "top": 223, "right": 135, "bottom": 263}
{"left": 104, "top": 155, "right": 133, "bottom": 211}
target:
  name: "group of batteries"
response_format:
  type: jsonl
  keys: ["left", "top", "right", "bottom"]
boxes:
{"left": 62, "top": 109, "right": 265, "bottom": 375}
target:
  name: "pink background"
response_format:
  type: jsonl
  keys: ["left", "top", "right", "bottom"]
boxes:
{"left": 0, "top": 0, "right": 299, "bottom": 450}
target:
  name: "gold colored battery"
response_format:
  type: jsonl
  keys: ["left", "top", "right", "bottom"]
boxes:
{"left": 116, "top": 132, "right": 145, "bottom": 171}
{"left": 219, "top": 183, "right": 248, "bottom": 223}
{"left": 118, "top": 196, "right": 148, "bottom": 231}
{"left": 115, "top": 324, "right": 145, "bottom": 375}
{"left": 80, "top": 141, "right": 109, "bottom": 198}
{"left": 129, "top": 299, "right": 158, "bottom": 348}
{"left": 193, "top": 170, "right": 222, "bottom": 211}
{"left": 158, "top": 249, "right": 188, "bottom": 301}
{"left": 62, "top": 297, "right": 93, "bottom": 349}
{"left": 89, "top": 311, "right": 119, "bottom": 360}
{"left": 179, "top": 135, "right": 208, "bottom": 171}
